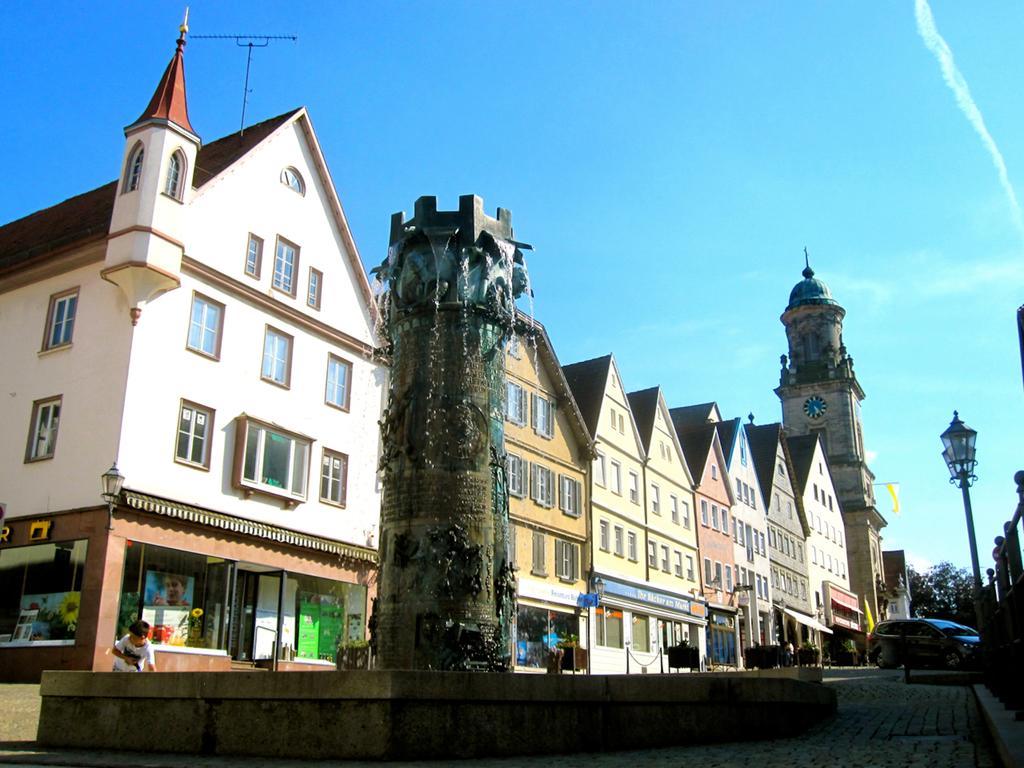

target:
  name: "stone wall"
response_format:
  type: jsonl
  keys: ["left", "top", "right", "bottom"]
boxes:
{"left": 38, "top": 669, "right": 837, "bottom": 760}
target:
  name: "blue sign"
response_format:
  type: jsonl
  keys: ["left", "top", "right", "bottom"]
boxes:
{"left": 577, "top": 593, "right": 600, "bottom": 608}
{"left": 600, "top": 577, "right": 703, "bottom": 616}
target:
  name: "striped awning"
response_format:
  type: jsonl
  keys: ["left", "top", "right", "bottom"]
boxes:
{"left": 122, "top": 490, "right": 378, "bottom": 565}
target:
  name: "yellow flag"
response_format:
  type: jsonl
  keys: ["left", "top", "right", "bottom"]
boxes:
{"left": 864, "top": 598, "right": 875, "bottom": 633}
{"left": 885, "top": 483, "right": 900, "bottom": 516}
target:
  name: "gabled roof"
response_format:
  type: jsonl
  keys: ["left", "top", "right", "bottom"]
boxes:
{"left": 673, "top": 422, "right": 716, "bottom": 483}
{"left": 131, "top": 37, "right": 195, "bottom": 136}
{"left": 785, "top": 433, "right": 822, "bottom": 497}
{"left": 745, "top": 422, "right": 784, "bottom": 504}
{"left": 0, "top": 109, "right": 300, "bottom": 279}
{"left": 626, "top": 386, "right": 660, "bottom": 452}
{"left": 516, "top": 314, "right": 594, "bottom": 458}
{"left": 561, "top": 355, "right": 612, "bottom": 436}
{"left": 715, "top": 417, "right": 740, "bottom": 466}
{"left": 669, "top": 402, "right": 719, "bottom": 428}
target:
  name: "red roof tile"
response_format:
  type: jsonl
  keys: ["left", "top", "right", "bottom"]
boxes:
{"left": 0, "top": 109, "right": 300, "bottom": 277}
{"left": 133, "top": 39, "right": 195, "bottom": 135}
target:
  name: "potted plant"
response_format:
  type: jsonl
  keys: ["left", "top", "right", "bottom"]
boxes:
{"left": 797, "top": 642, "right": 820, "bottom": 666}
{"left": 337, "top": 639, "right": 370, "bottom": 670}
{"left": 836, "top": 638, "right": 859, "bottom": 666}
{"left": 557, "top": 635, "right": 588, "bottom": 671}
{"left": 667, "top": 639, "right": 700, "bottom": 670}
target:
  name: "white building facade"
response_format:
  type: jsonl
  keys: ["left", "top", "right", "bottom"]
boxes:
{"left": 0, "top": 32, "right": 382, "bottom": 680}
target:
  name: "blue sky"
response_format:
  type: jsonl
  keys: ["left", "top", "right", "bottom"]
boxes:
{"left": 4, "top": 2, "right": 1023, "bottom": 577}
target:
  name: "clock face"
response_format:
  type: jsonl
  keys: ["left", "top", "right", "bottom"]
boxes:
{"left": 804, "top": 396, "right": 827, "bottom": 419}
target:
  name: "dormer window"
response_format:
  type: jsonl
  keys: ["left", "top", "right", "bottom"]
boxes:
{"left": 281, "top": 167, "right": 305, "bottom": 196}
{"left": 124, "top": 142, "right": 145, "bottom": 193}
{"left": 164, "top": 150, "right": 185, "bottom": 199}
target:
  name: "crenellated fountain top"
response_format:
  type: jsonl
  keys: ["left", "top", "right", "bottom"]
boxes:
{"left": 389, "top": 195, "right": 515, "bottom": 249}
{"left": 373, "top": 195, "right": 532, "bottom": 323}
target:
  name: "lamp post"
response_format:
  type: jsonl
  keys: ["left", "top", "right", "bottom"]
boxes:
{"left": 940, "top": 411, "right": 984, "bottom": 628}
{"left": 101, "top": 462, "right": 125, "bottom": 531}
{"left": 588, "top": 575, "right": 605, "bottom": 675}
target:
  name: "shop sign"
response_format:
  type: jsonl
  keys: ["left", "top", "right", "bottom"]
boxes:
{"left": 517, "top": 577, "right": 582, "bottom": 608}
{"left": 826, "top": 583, "right": 859, "bottom": 612}
{"left": 711, "top": 612, "right": 734, "bottom": 628}
{"left": 601, "top": 577, "right": 704, "bottom": 617}
{"left": 28, "top": 520, "right": 53, "bottom": 542}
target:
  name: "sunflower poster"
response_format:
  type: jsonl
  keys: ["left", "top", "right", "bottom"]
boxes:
{"left": 18, "top": 592, "right": 80, "bottom": 641}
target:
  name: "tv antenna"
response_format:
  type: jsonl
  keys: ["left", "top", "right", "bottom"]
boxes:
{"left": 190, "top": 20, "right": 297, "bottom": 135}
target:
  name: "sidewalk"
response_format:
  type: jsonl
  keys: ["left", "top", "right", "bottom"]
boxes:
{"left": 0, "top": 670, "right": 1000, "bottom": 767}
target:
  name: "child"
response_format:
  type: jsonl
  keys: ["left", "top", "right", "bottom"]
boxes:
{"left": 112, "top": 620, "right": 157, "bottom": 672}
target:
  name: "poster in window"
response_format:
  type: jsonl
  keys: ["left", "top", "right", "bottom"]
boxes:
{"left": 17, "top": 592, "right": 80, "bottom": 641}
{"left": 318, "top": 596, "right": 345, "bottom": 661}
{"left": 144, "top": 571, "right": 194, "bottom": 607}
{"left": 297, "top": 592, "right": 321, "bottom": 659}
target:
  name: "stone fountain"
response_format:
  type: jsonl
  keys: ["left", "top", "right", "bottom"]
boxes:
{"left": 371, "top": 194, "right": 530, "bottom": 671}
{"left": 35, "top": 196, "right": 837, "bottom": 761}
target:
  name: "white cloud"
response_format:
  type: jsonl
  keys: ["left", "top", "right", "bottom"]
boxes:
{"left": 915, "top": 0, "right": 1024, "bottom": 242}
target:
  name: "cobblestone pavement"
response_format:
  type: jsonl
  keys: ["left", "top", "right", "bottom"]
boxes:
{"left": 0, "top": 669, "right": 999, "bottom": 767}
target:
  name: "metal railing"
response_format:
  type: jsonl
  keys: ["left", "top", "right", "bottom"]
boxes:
{"left": 981, "top": 471, "right": 1024, "bottom": 710}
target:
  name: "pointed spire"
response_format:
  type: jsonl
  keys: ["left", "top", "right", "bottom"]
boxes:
{"left": 802, "top": 246, "right": 814, "bottom": 279}
{"left": 130, "top": 9, "right": 196, "bottom": 137}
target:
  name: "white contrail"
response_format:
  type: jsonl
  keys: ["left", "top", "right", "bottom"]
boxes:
{"left": 915, "top": 0, "right": 1024, "bottom": 239}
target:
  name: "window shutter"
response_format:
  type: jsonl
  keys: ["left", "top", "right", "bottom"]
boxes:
{"left": 572, "top": 543, "right": 579, "bottom": 580}
{"left": 529, "top": 462, "right": 537, "bottom": 501}
{"left": 530, "top": 392, "right": 538, "bottom": 431}
{"left": 558, "top": 474, "right": 566, "bottom": 512}
{"left": 547, "top": 399, "right": 556, "bottom": 437}
{"left": 546, "top": 469, "right": 555, "bottom": 507}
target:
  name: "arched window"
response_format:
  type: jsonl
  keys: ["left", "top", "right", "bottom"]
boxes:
{"left": 280, "top": 167, "right": 305, "bottom": 196}
{"left": 164, "top": 150, "right": 185, "bottom": 199}
{"left": 124, "top": 142, "right": 145, "bottom": 193}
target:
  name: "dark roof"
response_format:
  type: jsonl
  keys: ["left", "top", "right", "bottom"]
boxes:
{"left": 673, "top": 422, "right": 716, "bottom": 482}
{"left": 787, "top": 264, "right": 838, "bottom": 310}
{"left": 0, "top": 109, "right": 301, "bottom": 277}
{"left": 745, "top": 422, "right": 784, "bottom": 502}
{"left": 715, "top": 418, "right": 740, "bottom": 464}
{"left": 561, "top": 355, "right": 612, "bottom": 435}
{"left": 669, "top": 402, "right": 718, "bottom": 428}
{"left": 785, "top": 433, "right": 821, "bottom": 496}
{"left": 626, "top": 387, "right": 659, "bottom": 452}
{"left": 882, "top": 550, "right": 908, "bottom": 590}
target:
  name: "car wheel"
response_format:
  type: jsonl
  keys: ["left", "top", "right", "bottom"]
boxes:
{"left": 943, "top": 650, "right": 963, "bottom": 670}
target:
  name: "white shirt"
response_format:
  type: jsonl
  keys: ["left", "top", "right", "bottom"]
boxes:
{"left": 112, "top": 635, "right": 155, "bottom": 672}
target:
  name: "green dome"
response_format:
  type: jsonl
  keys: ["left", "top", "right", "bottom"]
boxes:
{"left": 787, "top": 265, "right": 837, "bottom": 310}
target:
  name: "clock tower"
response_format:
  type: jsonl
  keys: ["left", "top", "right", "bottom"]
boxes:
{"left": 775, "top": 257, "right": 887, "bottom": 635}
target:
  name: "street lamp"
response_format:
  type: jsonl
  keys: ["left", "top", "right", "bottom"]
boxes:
{"left": 940, "top": 411, "right": 984, "bottom": 622}
{"left": 591, "top": 575, "right": 605, "bottom": 603}
{"left": 101, "top": 462, "right": 125, "bottom": 531}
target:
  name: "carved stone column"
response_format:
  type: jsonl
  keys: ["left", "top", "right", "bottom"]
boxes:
{"left": 371, "top": 195, "right": 530, "bottom": 671}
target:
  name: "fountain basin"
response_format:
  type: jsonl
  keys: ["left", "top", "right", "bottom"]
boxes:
{"left": 38, "top": 669, "right": 835, "bottom": 760}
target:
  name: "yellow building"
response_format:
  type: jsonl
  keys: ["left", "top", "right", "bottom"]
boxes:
{"left": 505, "top": 323, "right": 593, "bottom": 672}
{"left": 627, "top": 387, "right": 704, "bottom": 651}
{"left": 564, "top": 357, "right": 707, "bottom": 674}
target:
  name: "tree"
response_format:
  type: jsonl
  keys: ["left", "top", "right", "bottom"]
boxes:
{"left": 907, "top": 561, "right": 975, "bottom": 627}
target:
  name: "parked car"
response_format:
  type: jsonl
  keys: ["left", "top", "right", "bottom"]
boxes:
{"left": 867, "top": 618, "right": 980, "bottom": 670}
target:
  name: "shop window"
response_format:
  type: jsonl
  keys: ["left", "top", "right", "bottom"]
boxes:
{"left": 285, "top": 572, "right": 367, "bottom": 663}
{"left": 117, "top": 541, "right": 230, "bottom": 651}
{"left": 0, "top": 540, "right": 87, "bottom": 645}
{"left": 632, "top": 613, "right": 650, "bottom": 652}
{"left": 516, "top": 605, "right": 576, "bottom": 668}
{"left": 596, "top": 606, "right": 623, "bottom": 648}
{"left": 233, "top": 415, "right": 310, "bottom": 502}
